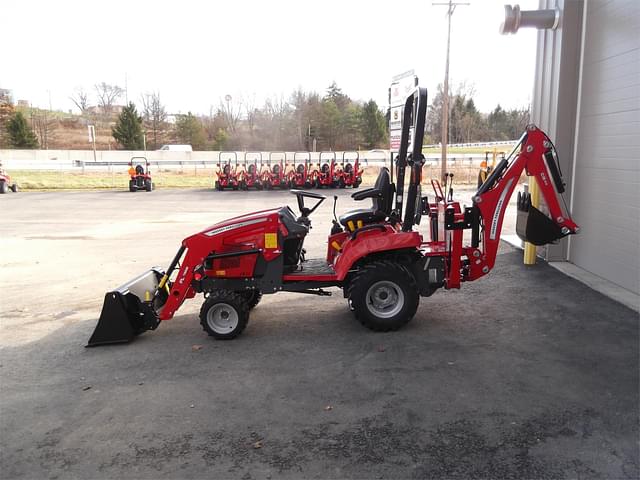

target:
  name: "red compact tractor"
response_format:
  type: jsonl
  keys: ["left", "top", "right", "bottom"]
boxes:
{"left": 215, "top": 152, "right": 240, "bottom": 191}
{"left": 240, "top": 152, "right": 263, "bottom": 190}
{"left": 339, "top": 152, "right": 363, "bottom": 188}
{"left": 0, "top": 163, "right": 18, "bottom": 194}
{"left": 262, "top": 152, "right": 287, "bottom": 189}
{"left": 314, "top": 152, "right": 338, "bottom": 188}
{"left": 128, "top": 157, "right": 153, "bottom": 192}
{"left": 88, "top": 87, "right": 579, "bottom": 346}
{"left": 287, "top": 152, "right": 312, "bottom": 188}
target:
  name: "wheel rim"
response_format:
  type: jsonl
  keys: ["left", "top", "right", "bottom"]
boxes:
{"left": 206, "top": 303, "right": 239, "bottom": 334}
{"left": 365, "top": 280, "right": 404, "bottom": 318}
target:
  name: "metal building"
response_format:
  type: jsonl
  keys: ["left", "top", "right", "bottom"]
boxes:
{"left": 508, "top": 0, "right": 639, "bottom": 300}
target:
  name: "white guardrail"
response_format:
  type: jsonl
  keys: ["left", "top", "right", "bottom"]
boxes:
{"left": 0, "top": 144, "right": 516, "bottom": 171}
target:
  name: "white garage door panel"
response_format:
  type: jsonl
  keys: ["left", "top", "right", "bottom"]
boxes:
{"left": 578, "top": 113, "right": 639, "bottom": 136}
{"left": 570, "top": 0, "right": 640, "bottom": 294}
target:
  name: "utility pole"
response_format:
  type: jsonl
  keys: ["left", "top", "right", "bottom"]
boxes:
{"left": 433, "top": 0, "right": 469, "bottom": 182}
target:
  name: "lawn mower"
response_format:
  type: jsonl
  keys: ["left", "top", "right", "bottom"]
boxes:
{"left": 215, "top": 152, "right": 240, "bottom": 191}
{"left": 0, "top": 162, "right": 18, "bottom": 193}
{"left": 288, "top": 151, "right": 312, "bottom": 188}
{"left": 314, "top": 151, "right": 338, "bottom": 188}
{"left": 241, "top": 152, "right": 263, "bottom": 190}
{"left": 339, "top": 151, "right": 363, "bottom": 188}
{"left": 87, "top": 86, "right": 579, "bottom": 346}
{"left": 262, "top": 152, "right": 287, "bottom": 189}
{"left": 128, "top": 157, "right": 153, "bottom": 192}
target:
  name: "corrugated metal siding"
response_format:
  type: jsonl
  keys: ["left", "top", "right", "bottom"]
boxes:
{"left": 570, "top": 0, "right": 640, "bottom": 294}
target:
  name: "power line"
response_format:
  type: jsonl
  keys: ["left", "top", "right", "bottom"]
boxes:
{"left": 433, "top": 0, "right": 469, "bottom": 183}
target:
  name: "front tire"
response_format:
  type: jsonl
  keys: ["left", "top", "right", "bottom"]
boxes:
{"left": 238, "top": 289, "right": 262, "bottom": 309}
{"left": 10, "top": 183, "right": 18, "bottom": 193}
{"left": 200, "top": 290, "right": 249, "bottom": 340}
{"left": 347, "top": 260, "right": 419, "bottom": 332}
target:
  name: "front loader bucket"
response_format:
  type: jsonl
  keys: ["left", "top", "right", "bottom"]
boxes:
{"left": 86, "top": 268, "right": 166, "bottom": 347}
{"left": 516, "top": 191, "right": 565, "bottom": 246}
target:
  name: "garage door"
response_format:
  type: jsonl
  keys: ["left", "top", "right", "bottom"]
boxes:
{"left": 570, "top": 0, "right": 640, "bottom": 294}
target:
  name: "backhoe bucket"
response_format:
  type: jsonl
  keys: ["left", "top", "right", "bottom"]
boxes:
{"left": 516, "top": 191, "right": 564, "bottom": 246}
{"left": 86, "top": 268, "right": 166, "bottom": 347}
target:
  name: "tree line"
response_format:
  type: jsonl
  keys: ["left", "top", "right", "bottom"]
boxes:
{"left": 112, "top": 82, "right": 389, "bottom": 152}
{"left": 425, "top": 83, "right": 530, "bottom": 144}
{"left": 0, "top": 81, "right": 529, "bottom": 150}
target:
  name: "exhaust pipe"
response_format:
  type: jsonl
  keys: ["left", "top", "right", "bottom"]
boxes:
{"left": 500, "top": 5, "right": 561, "bottom": 35}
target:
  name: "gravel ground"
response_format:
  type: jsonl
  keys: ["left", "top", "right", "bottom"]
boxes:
{"left": 1, "top": 189, "right": 637, "bottom": 479}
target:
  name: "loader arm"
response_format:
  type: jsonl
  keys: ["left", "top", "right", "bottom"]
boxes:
{"left": 157, "top": 239, "right": 212, "bottom": 321}
{"left": 467, "top": 125, "right": 578, "bottom": 279}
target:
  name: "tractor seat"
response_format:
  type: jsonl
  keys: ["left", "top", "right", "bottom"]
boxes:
{"left": 135, "top": 165, "right": 144, "bottom": 175}
{"left": 339, "top": 167, "right": 394, "bottom": 232}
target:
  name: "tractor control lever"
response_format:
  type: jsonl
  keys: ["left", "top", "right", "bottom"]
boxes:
{"left": 330, "top": 195, "right": 343, "bottom": 234}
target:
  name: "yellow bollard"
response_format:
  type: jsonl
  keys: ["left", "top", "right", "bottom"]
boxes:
{"left": 523, "top": 178, "right": 540, "bottom": 265}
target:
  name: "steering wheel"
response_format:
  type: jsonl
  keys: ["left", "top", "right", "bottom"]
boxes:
{"left": 290, "top": 189, "right": 325, "bottom": 220}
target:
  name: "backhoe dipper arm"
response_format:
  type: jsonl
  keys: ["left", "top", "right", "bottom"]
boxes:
{"left": 471, "top": 125, "right": 579, "bottom": 276}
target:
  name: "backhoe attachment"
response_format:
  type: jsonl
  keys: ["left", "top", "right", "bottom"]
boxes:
{"left": 516, "top": 191, "right": 565, "bottom": 246}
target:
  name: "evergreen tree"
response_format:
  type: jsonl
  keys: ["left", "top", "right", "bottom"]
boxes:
{"left": 112, "top": 103, "right": 145, "bottom": 149}
{"left": 360, "top": 100, "right": 387, "bottom": 149}
{"left": 6, "top": 111, "right": 39, "bottom": 149}
{"left": 175, "top": 112, "right": 206, "bottom": 150}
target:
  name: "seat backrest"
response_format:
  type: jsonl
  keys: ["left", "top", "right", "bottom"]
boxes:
{"left": 372, "top": 167, "right": 393, "bottom": 215}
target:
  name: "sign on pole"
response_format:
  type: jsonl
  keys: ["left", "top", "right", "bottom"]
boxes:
{"left": 389, "top": 70, "right": 418, "bottom": 154}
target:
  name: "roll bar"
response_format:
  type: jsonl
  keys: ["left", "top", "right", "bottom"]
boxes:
{"left": 294, "top": 151, "right": 311, "bottom": 165}
{"left": 268, "top": 151, "right": 287, "bottom": 165}
{"left": 245, "top": 151, "right": 262, "bottom": 163}
{"left": 341, "top": 151, "right": 359, "bottom": 164}
{"left": 394, "top": 87, "right": 428, "bottom": 232}
{"left": 319, "top": 151, "right": 336, "bottom": 165}
{"left": 220, "top": 151, "right": 238, "bottom": 165}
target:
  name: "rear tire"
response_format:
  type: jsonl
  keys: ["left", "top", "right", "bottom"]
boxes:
{"left": 200, "top": 290, "right": 249, "bottom": 340}
{"left": 215, "top": 181, "right": 222, "bottom": 191}
{"left": 0, "top": 181, "right": 7, "bottom": 194}
{"left": 347, "top": 260, "right": 419, "bottom": 332}
{"left": 145, "top": 179, "right": 153, "bottom": 192}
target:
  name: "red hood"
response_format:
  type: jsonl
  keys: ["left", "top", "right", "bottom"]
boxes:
{"left": 196, "top": 207, "right": 281, "bottom": 237}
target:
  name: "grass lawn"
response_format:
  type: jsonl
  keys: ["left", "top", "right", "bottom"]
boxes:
{"left": 10, "top": 170, "right": 218, "bottom": 191}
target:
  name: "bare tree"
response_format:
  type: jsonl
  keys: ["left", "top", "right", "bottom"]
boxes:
{"left": 94, "top": 82, "right": 124, "bottom": 117}
{"left": 244, "top": 93, "right": 257, "bottom": 139}
{"left": 30, "top": 109, "right": 57, "bottom": 149}
{"left": 70, "top": 87, "right": 90, "bottom": 114}
{"left": 219, "top": 94, "right": 243, "bottom": 134}
{"left": 141, "top": 92, "right": 167, "bottom": 150}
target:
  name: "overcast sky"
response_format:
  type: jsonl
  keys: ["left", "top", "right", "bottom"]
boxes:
{"left": 2, "top": 0, "right": 538, "bottom": 115}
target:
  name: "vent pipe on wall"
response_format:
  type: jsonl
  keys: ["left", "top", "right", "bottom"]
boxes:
{"left": 500, "top": 4, "right": 561, "bottom": 34}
